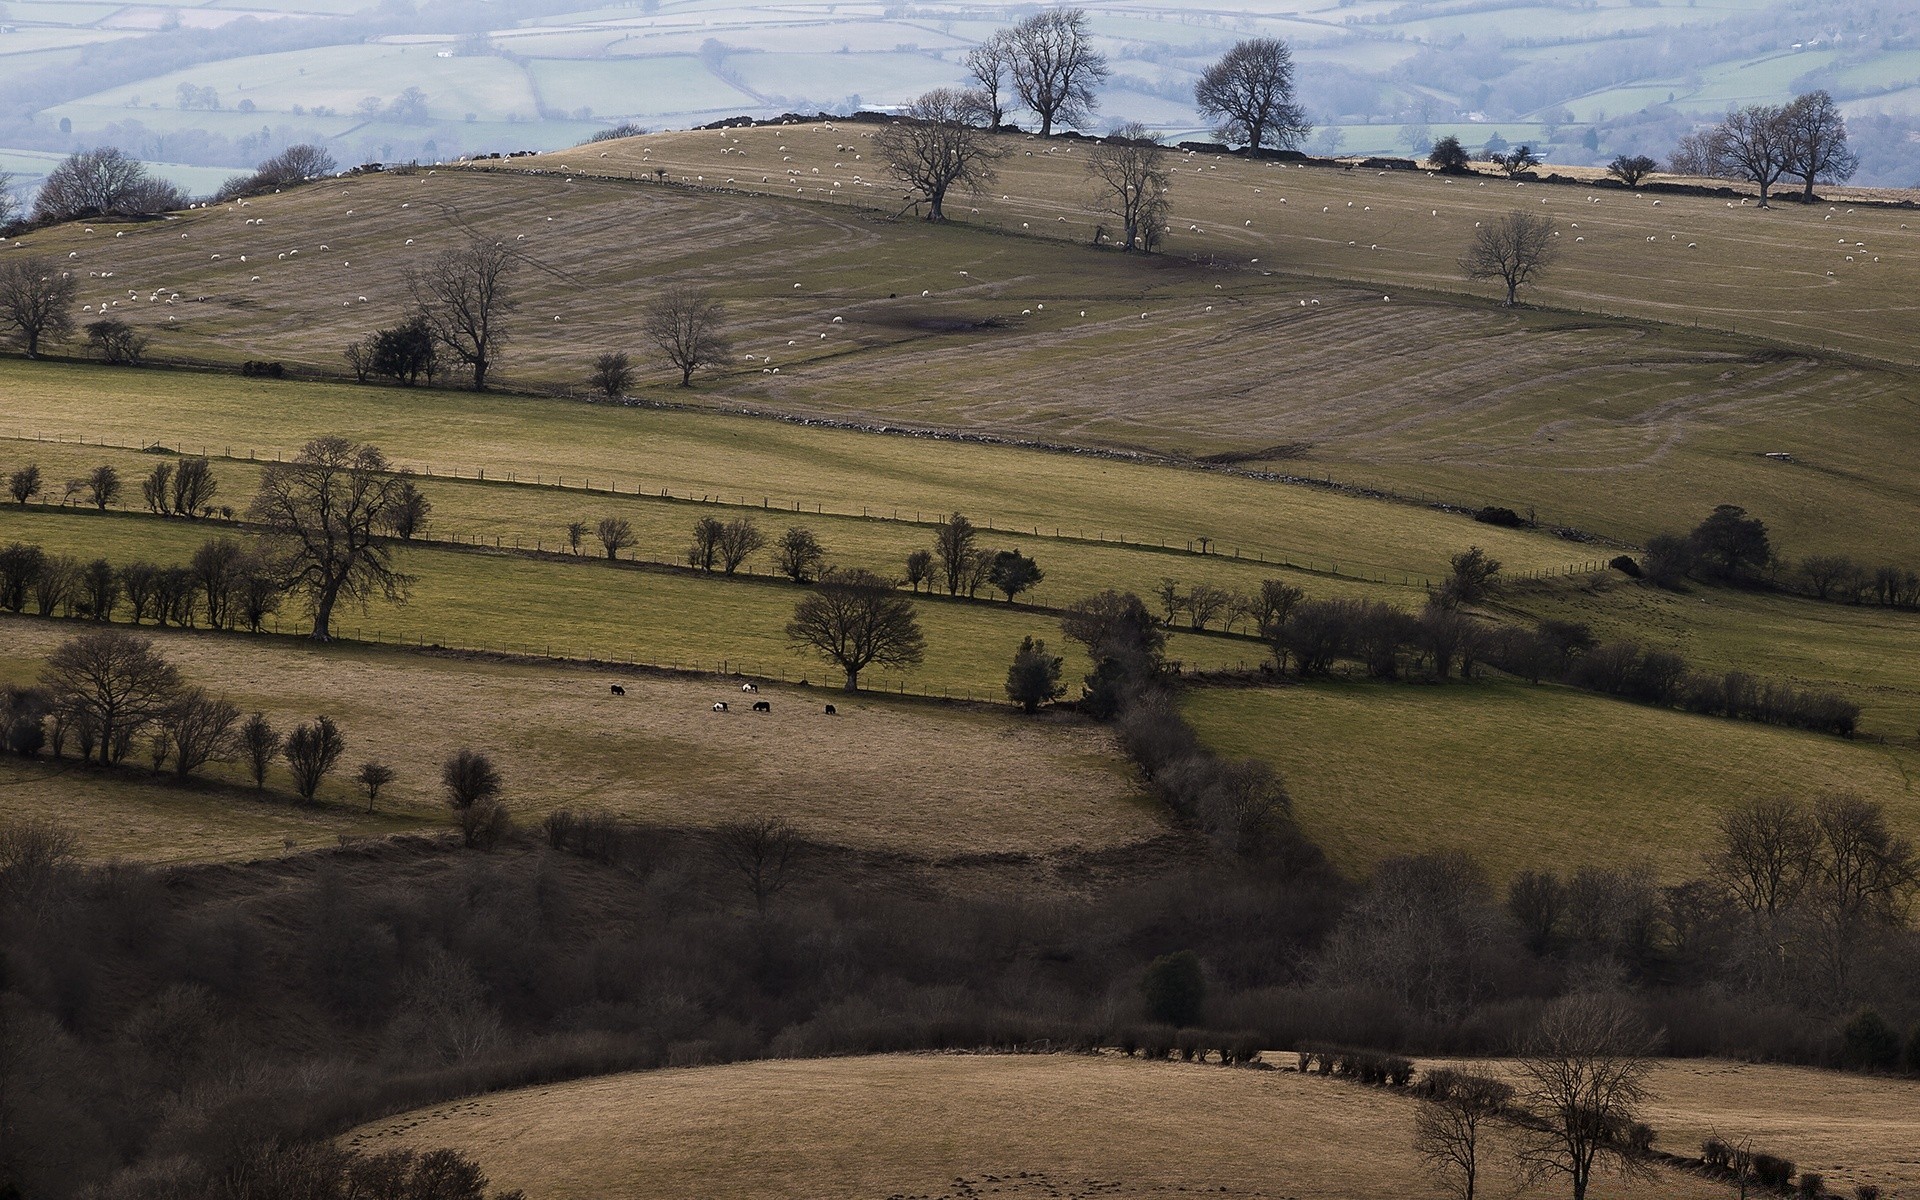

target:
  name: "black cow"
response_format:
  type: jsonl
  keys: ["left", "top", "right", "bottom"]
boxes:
{"left": 752, "top": 700, "right": 771, "bottom": 712}
{"left": 824, "top": 704, "right": 837, "bottom": 715}
{"left": 610, "top": 684, "right": 626, "bottom": 696}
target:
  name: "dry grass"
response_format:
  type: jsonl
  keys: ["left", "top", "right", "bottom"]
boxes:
{"left": 0, "top": 617, "right": 1156, "bottom": 862}
{"left": 1184, "top": 679, "right": 1920, "bottom": 882}
{"left": 344, "top": 1052, "right": 1729, "bottom": 1200}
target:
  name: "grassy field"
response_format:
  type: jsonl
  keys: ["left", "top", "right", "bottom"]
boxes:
{"left": 1184, "top": 679, "right": 1920, "bottom": 881}
{"left": 343, "top": 1052, "right": 1744, "bottom": 1200}
{"left": 0, "top": 615, "right": 1154, "bottom": 862}
{"left": 13, "top": 154, "right": 1920, "bottom": 563}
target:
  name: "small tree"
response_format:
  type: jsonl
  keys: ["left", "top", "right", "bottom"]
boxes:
{"left": 357, "top": 761, "right": 396, "bottom": 812}
{"left": 1186, "top": 582, "right": 1231, "bottom": 630}
{"left": 786, "top": 567, "right": 926, "bottom": 691}
{"left": 371, "top": 314, "right": 439, "bottom": 386}
{"left": 171, "top": 456, "right": 216, "bottom": 518}
{"left": 1461, "top": 210, "right": 1558, "bottom": 306}
{"left": 383, "top": 479, "right": 431, "bottom": 540}
{"left": 442, "top": 747, "right": 504, "bottom": 846}
{"left": 715, "top": 517, "right": 765, "bottom": 575}
{"left": 85, "top": 318, "right": 149, "bottom": 365}
{"left": 1429, "top": 136, "right": 1471, "bottom": 173}
{"left": 1140, "top": 950, "right": 1205, "bottom": 1027}
{"left": 904, "top": 549, "right": 933, "bottom": 593}
{"left": 873, "top": 88, "right": 1009, "bottom": 219}
{"left": 1085, "top": 123, "right": 1171, "bottom": 252}
{"left": 987, "top": 549, "right": 1043, "bottom": 602}
{"left": 1514, "top": 994, "right": 1658, "bottom": 1200}
{"left": 641, "top": 286, "right": 734, "bottom": 386}
{"left": 1443, "top": 546, "right": 1503, "bottom": 607}
{"left": 141, "top": 462, "right": 172, "bottom": 515}
{"left": 7, "top": 464, "right": 41, "bottom": 506}
{"left": 714, "top": 815, "right": 800, "bottom": 915}
{"left": 965, "top": 31, "right": 1015, "bottom": 127}
{"left": 1499, "top": 144, "right": 1542, "bottom": 176}
{"left": 161, "top": 688, "right": 240, "bottom": 778}
{"left": 1415, "top": 1071, "right": 1514, "bottom": 1200}
{"left": 1004, "top": 635, "right": 1065, "bottom": 713}
{"left": 1689, "top": 505, "right": 1770, "bottom": 582}
{"left": 566, "top": 521, "right": 588, "bottom": 555}
{"left": 1782, "top": 90, "right": 1856, "bottom": 202}
{"left": 934, "top": 512, "right": 978, "bottom": 596}
{"left": 284, "top": 715, "right": 345, "bottom": 801}
{"left": 596, "top": 516, "right": 635, "bottom": 560}
{"left": 86, "top": 464, "right": 121, "bottom": 511}
{"left": 239, "top": 712, "right": 279, "bottom": 788}
{"left": 1606, "top": 154, "right": 1658, "bottom": 186}
{"left": 0, "top": 256, "right": 78, "bottom": 358}
{"left": 408, "top": 236, "right": 516, "bottom": 390}
{"left": 776, "top": 526, "right": 825, "bottom": 583}
{"left": 589, "top": 351, "right": 634, "bottom": 400}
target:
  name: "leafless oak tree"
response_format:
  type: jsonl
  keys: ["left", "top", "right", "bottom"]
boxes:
{"left": 248, "top": 437, "right": 413, "bottom": 640}
{"left": 641, "top": 285, "right": 735, "bottom": 386}
{"left": 1705, "top": 797, "right": 1818, "bottom": 921}
{"left": 40, "top": 630, "right": 182, "bottom": 766}
{"left": 874, "top": 89, "right": 1008, "bottom": 219}
{"left": 1194, "top": 38, "right": 1311, "bottom": 155}
{"left": 1085, "top": 123, "right": 1171, "bottom": 252}
{"left": 0, "top": 257, "right": 77, "bottom": 359}
{"left": 1461, "top": 210, "right": 1558, "bottom": 306}
{"left": 1514, "top": 993, "right": 1658, "bottom": 1200}
{"left": 1688, "top": 105, "right": 1791, "bottom": 206}
{"left": 1782, "top": 90, "right": 1857, "bottom": 202}
{"left": 786, "top": 567, "right": 926, "bottom": 691}
{"left": 1414, "top": 1070, "right": 1513, "bottom": 1200}
{"left": 714, "top": 815, "right": 801, "bottom": 915}
{"left": 408, "top": 236, "right": 516, "bottom": 390}
{"left": 1009, "top": 8, "right": 1110, "bottom": 136}
{"left": 29, "top": 148, "right": 184, "bottom": 223}
{"left": 596, "top": 516, "right": 635, "bottom": 560}
{"left": 965, "top": 31, "right": 1016, "bottom": 127}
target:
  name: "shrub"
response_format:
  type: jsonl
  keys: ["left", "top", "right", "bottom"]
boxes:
{"left": 457, "top": 798, "right": 511, "bottom": 850}
{"left": 1609, "top": 554, "right": 1642, "bottom": 577}
{"left": 1751, "top": 1155, "right": 1796, "bottom": 1190}
{"left": 1857, "top": 1184, "right": 1882, "bottom": 1200}
{"left": 1141, "top": 950, "right": 1206, "bottom": 1027}
{"left": 1702, "top": 1138, "right": 1731, "bottom": 1170}
{"left": 1472, "top": 505, "right": 1525, "bottom": 527}
{"left": 1799, "top": 1172, "right": 1825, "bottom": 1199}
{"left": 1841, "top": 1010, "right": 1902, "bottom": 1071}
{"left": 284, "top": 715, "right": 344, "bottom": 801}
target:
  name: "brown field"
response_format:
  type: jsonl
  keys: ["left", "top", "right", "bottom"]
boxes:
{"left": 14, "top": 154, "right": 1920, "bottom": 561}
{"left": 345, "top": 1052, "right": 1755, "bottom": 1200}
{"left": 0, "top": 617, "right": 1153, "bottom": 863}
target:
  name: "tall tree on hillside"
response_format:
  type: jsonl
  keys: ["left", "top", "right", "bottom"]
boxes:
{"left": 964, "top": 30, "right": 1016, "bottom": 127}
{"left": 1008, "top": 8, "right": 1110, "bottom": 136}
{"left": 0, "top": 257, "right": 78, "bottom": 359}
{"left": 1460, "top": 210, "right": 1558, "bottom": 307}
{"left": 1194, "top": 38, "right": 1311, "bottom": 156}
{"left": 408, "top": 236, "right": 516, "bottom": 390}
{"left": 786, "top": 568, "right": 926, "bottom": 691}
{"left": 933, "top": 512, "right": 978, "bottom": 596}
{"left": 875, "top": 89, "right": 1009, "bottom": 220}
{"left": 1782, "top": 90, "right": 1857, "bottom": 201}
{"left": 1684, "top": 105, "right": 1791, "bottom": 207}
{"left": 248, "top": 437, "right": 413, "bottom": 640}
{"left": 641, "top": 285, "right": 735, "bottom": 386}
{"left": 1084, "top": 123, "right": 1171, "bottom": 252}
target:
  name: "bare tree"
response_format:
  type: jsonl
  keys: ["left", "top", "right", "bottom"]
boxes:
{"left": 29, "top": 148, "right": 184, "bottom": 223}
{"left": 874, "top": 89, "right": 1008, "bottom": 220}
{"left": 715, "top": 517, "right": 766, "bottom": 575}
{"left": 786, "top": 568, "right": 926, "bottom": 691}
{"left": 190, "top": 537, "right": 245, "bottom": 629}
{"left": 1782, "top": 90, "right": 1857, "bottom": 202}
{"left": 408, "top": 236, "right": 516, "bottom": 390}
{"left": 239, "top": 712, "right": 279, "bottom": 788}
{"left": 1514, "top": 994, "right": 1658, "bottom": 1200}
{"left": 248, "top": 437, "right": 413, "bottom": 640}
{"left": 1414, "top": 1070, "right": 1514, "bottom": 1200}
{"left": 160, "top": 688, "right": 240, "bottom": 778}
{"left": 596, "top": 516, "right": 635, "bottom": 560}
{"left": 1706, "top": 797, "right": 1818, "bottom": 921}
{"left": 0, "top": 257, "right": 78, "bottom": 359}
{"left": 85, "top": 465, "right": 120, "bottom": 511}
{"left": 1808, "top": 794, "right": 1919, "bottom": 991}
{"left": 284, "top": 715, "right": 344, "bottom": 802}
{"left": 1461, "top": 210, "right": 1558, "bottom": 306}
{"left": 442, "top": 748, "right": 503, "bottom": 810}
{"left": 714, "top": 815, "right": 800, "bottom": 915}
{"left": 356, "top": 760, "right": 396, "bottom": 812}
{"left": 589, "top": 351, "right": 633, "bottom": 399}
{"left": 1008, "top": 8, "right": 1110, "bottom": 136}
{"left": 965, "top": 32, "right": 1016, "bottom": 127}
{"left": 1186, "top": 582, "right": 1230, "bottom": 630}
{"left": 383, "top": 479, "right": 430, "bottom": 540}
{"left": 686, "top": 516, "right": 723, "bottom": 570}
{"left": 1606, "top": 154, "right": 1659, "bottom": 187}
{"left": 566, "top": 521, "right": 589, "bottom": 555}
{"left": 1194, "top": 38, "right": 1310, "bottom": 155}
{"left": 641, "top": 285, "right": 734, "bottom": 386}
{"left": 39, "top": 630, "right": 182, "bottom": 766}
{"left": 170, "top": 456, "right": 216, "bottom": 517}
{"left": 1085, "top": 123, "right": 1171, "bottom": 252}
{"left": 776, "top": 526, "right": 825, "bottom": 583}
{"left": 1701, "top": 105, "right": 1792, "bottom": 207}
{"left": 7, "top": 465, "right": 41, "bottom": 506}
{"left": 0, "top": 171, "right": 18, "bottom": 228}
{"left": 934, "top": 512, "right": 977, "bottom": 596}
{"left": 904, "top": 548, "right": 933, "bottom": 592}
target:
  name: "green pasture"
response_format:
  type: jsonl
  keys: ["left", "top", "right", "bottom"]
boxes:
{"left": 1185, "top": 678, "right": 1920, "bottom": 882}
{"left": 0, "top": 505, "right": 1266, "bottom": 694}
{"left": 0, "top": 361, "right": 1589, "bottom": 584}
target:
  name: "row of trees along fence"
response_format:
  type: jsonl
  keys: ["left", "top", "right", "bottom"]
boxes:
{"left": 5, "top": 430, "right": 1600, "bottom": 586}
